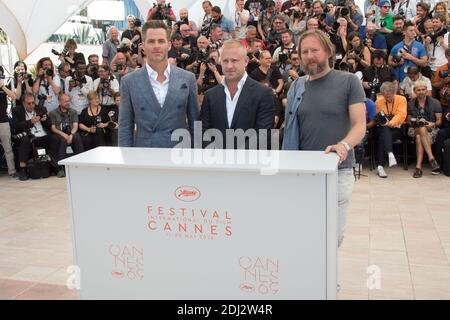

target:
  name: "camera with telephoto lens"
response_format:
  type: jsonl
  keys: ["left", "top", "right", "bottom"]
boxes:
{"left": 369, "top": 78, "right": 381, "bottom": 101}
{"left": 278, "top": 52, "right": 289, "bottom": 65}
{"left": 100, "top": 78, "right": 112, "bottom": 96}
{"left": 43, "top": 67, "right": 54, "bottom": 77}
{"left": 398, "top": 8, "right": 405, "bottom": 16}
{"left": 425, "top": 28, "right": 448, "bottom": 43}
{"left": 375, "top": 111, "right": 392, "bottom": 126}
{"left": 135, "top": 18, "right": 142, "bottom": 28}
{"left": 87, "top": 65, "right": 99, "bottom": 79}
{"left": 117, "top": 45, "right": 131, "bottom": 54}
{"left": 393, "top": 46, "right": 409, "bottom": 63}
{"left": 152, "top": 2, "right": 172, "bottom": 21}
{"left": 208, "top": 39, "right": 223, "bottom": 50}
{"left": 115, "top": 64, "right": 125, "bottom": 72}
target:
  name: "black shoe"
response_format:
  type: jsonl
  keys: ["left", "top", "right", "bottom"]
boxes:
{"left": 413, "top": 168, "right": 423, "bottom": 178}
{"left": 57, "top": 167, "right": 66, "bottom": 178}
{"left": 430, "top": 159, "right": 440, "bottom": 175}
{"left": 18, "top": 168, "right": 28, "bottom": 181}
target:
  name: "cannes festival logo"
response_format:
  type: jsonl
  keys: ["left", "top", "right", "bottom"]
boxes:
{"left": 175, "top": 186, "right": 201, "bottom": 202}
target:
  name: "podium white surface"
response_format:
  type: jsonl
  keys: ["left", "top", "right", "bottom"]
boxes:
{"left": 60, "top": 147, "right": 339, "bottom": 300}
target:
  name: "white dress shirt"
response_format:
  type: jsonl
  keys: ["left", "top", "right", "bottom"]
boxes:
{"left": 221, "top": 73, "right": 248, "bottom": 127}
{"left": 146, "top": 63, "right": 171, "bottom": 108}
{"left": 65, "top": 75, "right": 94, "bottom": 114}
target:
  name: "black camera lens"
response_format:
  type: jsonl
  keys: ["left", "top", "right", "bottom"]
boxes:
{"left": 45, "top": 69, "right": 54, "bottom": 77}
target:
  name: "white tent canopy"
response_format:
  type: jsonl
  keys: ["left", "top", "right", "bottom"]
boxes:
{"left": 0, "top": 0, "right": 233, "bottom": 60}
{"left": 0, "top": 0, "right": 93, "bottom": 60}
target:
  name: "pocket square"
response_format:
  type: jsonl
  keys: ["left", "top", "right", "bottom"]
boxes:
{"left": 181, "top": 84, "right": 188, "bottom": 89}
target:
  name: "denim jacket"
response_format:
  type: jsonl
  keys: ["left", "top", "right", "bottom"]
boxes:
{"left": 282, "top": 75, "right": 307, "bottom": 150}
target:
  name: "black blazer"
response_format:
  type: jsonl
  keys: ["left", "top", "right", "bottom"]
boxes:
{"left": 200, "top": 77, "right": 274, "bottom": 149}
{"left": 12, "top": 104, "right": 52, "bottom": 135}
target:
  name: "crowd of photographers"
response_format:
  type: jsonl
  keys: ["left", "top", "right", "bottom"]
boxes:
{"left": 0, "top": 0, "right": 449, "bottom": 181}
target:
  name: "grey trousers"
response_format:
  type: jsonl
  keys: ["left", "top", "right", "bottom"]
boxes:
{"left": 338, "top": 168, "right": 355, "bottom": 247}
{"left": 0, "top": 122, "right": 16, "bottom": 175}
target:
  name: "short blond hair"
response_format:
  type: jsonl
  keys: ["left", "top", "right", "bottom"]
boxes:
{"left": 413, "top": 80, "right": 429, "bottom": 91}
{"left": 87, "top": 91, "right": 99, "bottom": 103}
{"left": 221, "top": 39, "right": 247, "bottom": 51}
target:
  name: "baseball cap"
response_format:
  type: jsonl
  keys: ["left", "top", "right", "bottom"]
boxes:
{"left": 379, "top": 0, "right": 391, "bottom": 7}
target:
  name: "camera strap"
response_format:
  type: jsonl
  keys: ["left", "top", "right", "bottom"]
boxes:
{"left": 385, "top": 97, "right": 394, "bottom": 117}
{"left": 414, "top": 96, "right": 429, "bottom": 117}
{"left": 41, "top": 80, "right": 50, "bottom": 96}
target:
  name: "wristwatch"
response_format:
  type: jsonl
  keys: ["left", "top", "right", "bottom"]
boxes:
{"left": 339, "top": 141, "right": 351, "bottom": 152}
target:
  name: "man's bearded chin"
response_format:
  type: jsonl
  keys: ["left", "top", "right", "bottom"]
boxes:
{"left": 304, "top": 60, "right": 328, "bottom": 76}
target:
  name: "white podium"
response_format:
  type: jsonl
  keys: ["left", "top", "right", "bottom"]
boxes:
{"left": 60, "top": 147, "right": 339, "bottom": 300}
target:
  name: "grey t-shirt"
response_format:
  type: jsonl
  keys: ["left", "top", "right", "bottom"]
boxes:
{"left": 407, "top": 97, "right": 442, "bottom": 123}
{"left": 49, "top": 107, "right": 79, "bottom": 132}
{"left": 297, "top": 70, "right": 366, "bottom": 169}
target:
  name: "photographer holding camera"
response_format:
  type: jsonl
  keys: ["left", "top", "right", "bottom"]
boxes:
{"left": 102, "top": 27, "right": 120, "bottom": 66}
{"left": 121, "top": 15, "right": 142, "bottom": 56}
{"left": 406, "top": 80, "right": 442, "bottom": 177}
{"left": 411, "top": 2, "right": 430, "bottom": 37}
{"left": 361, "top": 22, "right": 388, "bottom": 56}
{"left": 12, "top": 93, "right": 62, "bottom": 180}
{"left": 342, "top": 31, "right": 371, "bottom": 72}
{"left": 386, "top": 15, "right": 406, "bottom": 54}
{"left": 147, "top": 0, "right": 177, "bottom": 25}
{"left": 93, "top": 65, "right": 119, "bottom": 108}
{"left": 211, "top": 6, "right": 236, "bottom": 40}
{"left": 87, "top": 54, "right": 100, "bottom": 81}
{"left": 234, "top": 0, "right": 250, "bottom": 39}
{"left": 197, "top": 49, "right": 223, "bottom": 96}
{"left": 111, "top": 52, "right": 135, "bottom": 84}
{"left": 423, "top": 14, "right": 449, "bottom": 72}
{"left": 377, "top": 0, "right": 394, "bottom": 35}
{"left": 199, "top": 1, "right": 214, "bottom": 38}
{"left": 272, "top": 29, "right": 296, "bottom": 69}
{"left": 388, "top": 22, "right": 428, "bottom": 83}
{"left": 57, "top": 62, "right": 71, "bottom": 93}
{"left": 49, "top": 93, "right": 84, "bottom": 167}
{"left": 0, "top": 65, "right": 20, "bottom": 178}
{"left": 168, "top": 34, "right": 193, "bottom": 69}
{"left": 432, "top": 48, "right": 450, "bottom": 171}
{"left": 267, "top": 15, "right": 288, "bottom": 55}
{"left": 7, "top": 61, "right": 34, "bottom": 109}
{"left": 250, "top": 50, "right": 284, "bottom": 96}
{"left": 340, "top": 0, "right": 364, "bottom": 33}
{"left": 64, "top": 61, "right": 94, "bottom": 115}
{"left": 257, "top": 1, "right": 278, "bottom": 42}
{"left": 400, "top": 65, "right": 432, "bottom": 99}
{"left": 56, "top": 39, "right": 86, "bottom": 71}
{"left": 374, "top": 82, "right": 407, "bottom": 178}
{"left": 33, "top": 57, "right": 61, "bottom": 113}
{"left": 393, "top": 0, "right": 417, "bottom": 22}
{"left": 362, "top": 50, "right": 397, "bottom": 101}
{"left": 78, "top": 91, "right": 108, "bottom": 151}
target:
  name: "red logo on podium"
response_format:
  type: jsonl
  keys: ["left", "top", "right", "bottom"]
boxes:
{"left": 175, "top": 186, "right": 201, "bottom": 202}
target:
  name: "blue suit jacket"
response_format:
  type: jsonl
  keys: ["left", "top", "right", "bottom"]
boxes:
{"left": 118, "top": 65, "right": 200, "bottom": 148}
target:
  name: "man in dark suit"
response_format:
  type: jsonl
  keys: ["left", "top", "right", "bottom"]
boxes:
{"left": 12, "top": 93, "right": 63, "bottom": 180}
{"left": 119, "top": 20, "right": 200, "bottom": 148}
{"left": 200, "top": 39, "right": 274, "bottom": 149}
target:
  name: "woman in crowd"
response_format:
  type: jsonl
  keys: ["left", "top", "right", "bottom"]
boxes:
{"left": 32, "top": 57, "right": 61, "bottom": 113}
{"left": 78, "top": 91, "right": 109, "bottom": 150}
{"left": 343, "top": 32, "right": 371, "bottom": 72}
{"left": 433, "top": 2, "right": 450, "bottom": 25}
{"left": 59, "top": 39, "right": 86, "bottom": 70}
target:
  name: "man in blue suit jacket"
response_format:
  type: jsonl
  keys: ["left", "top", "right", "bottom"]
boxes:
{"left": 119, "top": 20, "right": 200, "bottom": 148}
